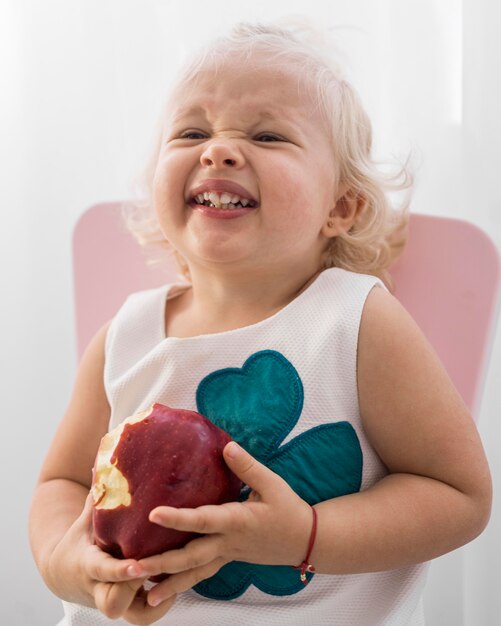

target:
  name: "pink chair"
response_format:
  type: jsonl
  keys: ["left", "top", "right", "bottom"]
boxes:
{"left": 73, "top": 202, "right": 501, "bottom": 420}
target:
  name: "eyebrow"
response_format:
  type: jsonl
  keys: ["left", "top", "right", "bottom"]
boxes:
{"left": 169, "top": 104, "right": 298, "bottom": 126}
{"left": 169, "top": 105, "right": 205, "bottom": 122}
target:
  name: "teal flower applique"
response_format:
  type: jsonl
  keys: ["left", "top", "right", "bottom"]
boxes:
{"left": 193, "top": 350, "right": 363, "bottom": 600}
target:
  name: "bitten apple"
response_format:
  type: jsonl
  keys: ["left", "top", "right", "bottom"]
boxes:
{"left": 91, "top": 403, "right": 242, "bottom": 561}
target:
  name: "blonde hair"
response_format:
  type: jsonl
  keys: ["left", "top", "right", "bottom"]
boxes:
{"left": 123, "top": 19, "right": 411, "bottom": 290}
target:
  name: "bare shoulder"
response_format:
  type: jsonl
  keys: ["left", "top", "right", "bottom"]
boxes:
{"left": 357, "top": 286, "right": 490, "bottom": 490}
{"left": 357, "top": 285, "right": 440, "bottom": 383}
{"left": 37, "top": 321, "right": 112, "bottom": 488}
{"left": 358, "top": 285, "right": 458, "bottom": 407}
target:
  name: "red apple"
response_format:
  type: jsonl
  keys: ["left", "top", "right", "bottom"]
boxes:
{"left": 91, "top": 403, "right": 242, "bottom": 562}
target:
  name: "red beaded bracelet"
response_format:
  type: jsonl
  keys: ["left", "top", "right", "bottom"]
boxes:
{"left": 292, "top": 506, "right": 318, "bottom": 585}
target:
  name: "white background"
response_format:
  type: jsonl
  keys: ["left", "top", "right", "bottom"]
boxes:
{"left": 1, "top": 1, "right": 500, "bottom": 624}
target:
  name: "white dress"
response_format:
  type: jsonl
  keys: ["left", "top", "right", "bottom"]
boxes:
{"left": 60, "top": 268, "right": 427, "bottom": 625}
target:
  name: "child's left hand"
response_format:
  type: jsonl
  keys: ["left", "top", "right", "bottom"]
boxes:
{"left": 140, "top": 441, "right": 313, "bottom": 608}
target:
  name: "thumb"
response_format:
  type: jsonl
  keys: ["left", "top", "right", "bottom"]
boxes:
{"left": 76, "top": 490, "right": 96, "bottom": 536}
{"left": 223, "top": 442, "right": 284, "bottom": 499}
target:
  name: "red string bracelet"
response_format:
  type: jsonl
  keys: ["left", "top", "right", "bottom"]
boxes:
{"left": 292, "top": 506, "right": 317, "bottom": 585}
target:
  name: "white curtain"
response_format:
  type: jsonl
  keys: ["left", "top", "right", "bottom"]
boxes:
{"left": 2, "top": 1, "right": 499, "bottom": 624}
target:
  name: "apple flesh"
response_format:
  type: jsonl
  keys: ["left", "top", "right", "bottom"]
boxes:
{"left": 91, "top": 403, "right": 242, "bottom": 562}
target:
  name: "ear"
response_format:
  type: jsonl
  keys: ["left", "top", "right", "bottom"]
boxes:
{"left": 322, "top": 187, "right": 365, "bottom": 238}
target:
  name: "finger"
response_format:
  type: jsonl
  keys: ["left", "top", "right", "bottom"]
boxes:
{"left": 223, "top": 442, "right": 285, "bottom": 499}
{"left": 75, "top": 491, "right": 96, "bottom": 537}
{"left": 125, "top": 593, "right": 177, "bottom": 625}
{"left": 138, "top": 534, "right": 221, "bottom": 577}
{"left": 87, "top": 547, "right": 148, "bottom": 582}
{"left": 94, "top": 578, "right": 146, "bottom": 620}
{"left": 147, "top": 560, "right": 225, "bottom": 607}
{"left": 149, "top": 501, "right": 240, "bottom": 534}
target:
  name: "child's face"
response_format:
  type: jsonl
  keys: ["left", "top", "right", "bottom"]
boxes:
{"left": 152, "top": 55, "right": 341, "bottom": 277}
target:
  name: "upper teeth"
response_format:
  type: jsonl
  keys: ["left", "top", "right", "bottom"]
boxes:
{"left": 195, "top": 191, "right": 251, "bottom": 208}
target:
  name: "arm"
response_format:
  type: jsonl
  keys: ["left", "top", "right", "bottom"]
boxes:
{"left": 137, "top": 287, "right": 491, "bottom": 606}
{"left": 29, "top": 322, "right": 111, "bottom": 600}
{"left": 29, "top": 323, "right": 175, "bottom": 623}
{"left": 310, "top": 285, "right": 492, "bottom": 572}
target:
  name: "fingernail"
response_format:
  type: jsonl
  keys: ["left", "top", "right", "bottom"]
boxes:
{"left": 226, "top": 441, "right": 241, "bottom": 458}
{"left": 149, "top": 595, "right": 161, "bottom": 607}
{"left": 126, "top": 564, "right": 142, "bottom": 577}
{"left": 149, "top": 511, "right": 161, "bottom": 524}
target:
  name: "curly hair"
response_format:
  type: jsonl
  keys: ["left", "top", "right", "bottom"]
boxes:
{"left": 123, "top": 19, "right": 412, "bottom": 290}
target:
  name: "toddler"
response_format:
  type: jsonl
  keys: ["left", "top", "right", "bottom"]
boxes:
{"left": 30, "top": 20, "right": 491, "bottom": 626}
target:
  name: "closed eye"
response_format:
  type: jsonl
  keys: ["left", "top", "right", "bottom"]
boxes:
{"left": 179, "top": 130, "right": 209, "bottom": 140}
{"left": 254, "top": 133, "right": 285, "bottom": 143}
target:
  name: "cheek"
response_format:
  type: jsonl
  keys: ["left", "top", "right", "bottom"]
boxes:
{"left": 152, "top": 154, "right": 189, "bottom": 218}
{"left": 268, "top": 170, "right": 332, "bottom": 228}
{"left": 265, "top": 163, "right": 303, "bottom": 209}
{"left": 153, "top": 155, "right": 177, "bottom": 197}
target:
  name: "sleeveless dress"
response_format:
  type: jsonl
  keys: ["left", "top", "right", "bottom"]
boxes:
{"left": 60, "top": 268, "right": 428, "bottom": 626}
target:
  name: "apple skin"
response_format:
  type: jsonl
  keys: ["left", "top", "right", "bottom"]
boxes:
{"left": 91, "top": 403, "right": 242, "bottom": 563}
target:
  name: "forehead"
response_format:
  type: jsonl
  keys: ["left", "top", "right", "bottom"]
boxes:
{"left": 165, "top": 57, "right": 321, "bottom": 126}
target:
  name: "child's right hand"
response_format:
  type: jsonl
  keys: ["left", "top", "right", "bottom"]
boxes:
{"left": 48, "top": 493, "right": 176, "bottom": 624}
{"left": 30, "top": 324, "right": 175, "bottom": 623}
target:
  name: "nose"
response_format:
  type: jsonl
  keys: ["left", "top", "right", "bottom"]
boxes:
{"left": 200, "top": 140, "right": 245, "bottom": 169}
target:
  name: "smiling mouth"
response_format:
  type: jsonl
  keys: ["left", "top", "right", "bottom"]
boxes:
{"left": 191, "top": 191, "right": 258, "bottom": 210}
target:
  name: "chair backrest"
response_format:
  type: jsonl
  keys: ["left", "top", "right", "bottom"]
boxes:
{"left": 73, "top": 202, "right": 500, "bottom": 419}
